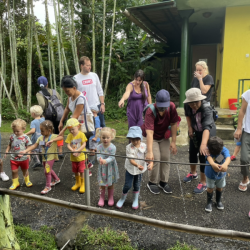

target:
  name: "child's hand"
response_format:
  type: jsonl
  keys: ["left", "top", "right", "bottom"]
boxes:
{"left": 46, "top": 141, "right": 53, "bottom": 147}
{"left": 138, "top": 164, "right": 144, "bottom": 171}
{"left": 92, "top": 137, "right": 97, "bottom": 142}
{"left": 147, "top": 162, "right": 153, "bottom": 171}
{"left": 99, "top": 157, "right": 106, "bottom": 165}
{"left": 73, "top": 152, "right": 80, "bottom": 157}
{"left": 27, "top": 155, "right": 31, "bottom": 162}
{"left": 18, "top": 150, "right": 26, "bottom": 158}
{"left": 211, "top": 163, "right": 220, "bottom": 172}
{"left": 219, "top": 163, "right": 228, "bottom": 172}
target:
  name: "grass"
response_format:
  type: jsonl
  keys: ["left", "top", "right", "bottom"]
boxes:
{"left": 15, "top": 224, "right": 57, "bottom": 250}
{"left": 168, "top": 241, "right": 198, "bottom": 250}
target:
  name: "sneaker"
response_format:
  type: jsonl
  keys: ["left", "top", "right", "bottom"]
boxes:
{"left": 147, "top": 182, "right": 160, "bottom": 195}
{"left": 231, "top": 155, "right": 236, "bottom": 161}
{"left": 51, "top": 179, "right": 61, "bottom": 187}
{"left": 89, "top": 171, "right": 92, "bottom": 177}
{"left": 41, "top": 187, "right": 51, "bottom": 194}
{"left": 87, "top": 162, "right": 94, "bottom": 169}
{"left": 193, "top": 182, "right": 207, "bottom": 194}
{"left": 158, "top": 181, "right": 172, "bottom": 194}
{"left": 0, "top": 172, "right": 9, "bottom": 181}
{"left": 32, "top": 162, "right": 43, "bottom": 168}
{"left": 183, "top": 172, "right": 198, "bottom": 183}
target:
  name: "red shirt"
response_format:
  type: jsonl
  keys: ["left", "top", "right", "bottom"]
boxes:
{"left": 141, "top": 102, "right": 179, "bottom": 140}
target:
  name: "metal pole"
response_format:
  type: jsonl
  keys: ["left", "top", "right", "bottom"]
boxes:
{"left": 179, "top": 16, "right": 189, "bottom": 107}
{"left": 84, "top": 153, "right": 90, "bottom": 206}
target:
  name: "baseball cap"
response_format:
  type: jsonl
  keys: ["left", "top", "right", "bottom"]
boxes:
{"left": 37, "top": 76, "right": 48, "bottom": 87}
{"left": 66, "top": 118, "right": 80, "bottom": 128}
{"left": 155, "top": 89, "right": 170, "bottom": 108}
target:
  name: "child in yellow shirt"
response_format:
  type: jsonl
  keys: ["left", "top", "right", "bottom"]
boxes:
{"left": 65, "top": 118, "right": 87, "bottom": 193}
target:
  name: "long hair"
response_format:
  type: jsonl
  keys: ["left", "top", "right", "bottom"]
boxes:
{"left": 134, "top": 69, "right": 146, "bottom": 102}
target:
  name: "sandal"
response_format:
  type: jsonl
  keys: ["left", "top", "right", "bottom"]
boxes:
{"left": 51, "top": 179, "right": 60, "bottom": 187}
{"left": 41, "top": 187, "right": 51, "bottom": 194}
{"left": 238, "top": 180, "right": 250, "bottom": 192}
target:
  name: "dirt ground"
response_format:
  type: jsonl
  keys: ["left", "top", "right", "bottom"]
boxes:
{"left": 1, "top": 132, "right": 250, "bottom": 250}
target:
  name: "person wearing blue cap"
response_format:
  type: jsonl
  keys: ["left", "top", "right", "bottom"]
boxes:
{"left": 36, "top": 76, "right": 64, "bottom": 159}
{"left": 116, "top": 126, "right": 153, "bottom": 210}
{"left": 141, "top": 89, "right": 179, "bottom": 195}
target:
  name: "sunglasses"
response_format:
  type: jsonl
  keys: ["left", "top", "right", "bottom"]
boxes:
{"left": 157, "top": 107, "right": 168, "bottom": 112}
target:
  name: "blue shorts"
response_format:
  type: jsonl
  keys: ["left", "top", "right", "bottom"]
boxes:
{"left": 236, "top": 141, "right": 242, "bottom": 146}
{"left": 206, "top": 176, "right": 226, "bottom": 189}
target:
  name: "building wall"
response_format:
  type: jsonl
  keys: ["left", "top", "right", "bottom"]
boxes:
{"left": 220, "top": 6, "right": 250, "bottom": 108}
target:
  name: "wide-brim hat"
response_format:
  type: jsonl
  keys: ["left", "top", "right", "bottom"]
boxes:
{"left": 183, "top": 88, "right": 206, "bottom": 103}
{"left": 126, "top": 126, "right": 142, "bottom": 140}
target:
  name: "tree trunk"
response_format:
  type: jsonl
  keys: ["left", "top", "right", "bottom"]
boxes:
{"left": 0, "top": 195, "right": 20, "bottom": 250}
{"left": 92, "top": 0, "right": 95, "bottom": 72}
{"left": 0, "top": 13, "right": 4, "bottom": 114}
{"left": 100, "top": 0, "right": 106, "bottom": 87}
{"left": 45, "top": 0, "right": 56, "bottom": 89}
{"left": 27, "top": 0, "right": 33, "bottom": 112}
{"left": 104, "top": 0, "right": 117, "bottom": 97}
{"left": 48, "top": 44, "right": 53, "bottom": 88}
{"left": 31, "top": 0, "right": 45, "bottom": 77}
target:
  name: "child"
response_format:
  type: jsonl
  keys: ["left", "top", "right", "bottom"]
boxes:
{"left": 96, "top": 127, "right": 119, "bottom": 207}
{"left": 0, "top": 114, "right": 9, "bottom": 181}
{"left": 88, "top": 106, "right": 101, "bottom": 176}
{"left": 65, "top": 118, "right": 87, "bottom": 193}
{"left": 205, "top": 136, "right": 230, "bottom": 212}
{"left": 26, "top": 105, "right": 45, "bottom": 168}
{"left": 5, "top": 119, "right": 32, "bottom": 190}
{"left": 20, "top": 120, "right": 63, "bottom": 194}
{"left": 116, "top": 126, "right": 153, "bottom": 210}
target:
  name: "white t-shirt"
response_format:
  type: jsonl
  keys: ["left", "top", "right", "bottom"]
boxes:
{"left": 242, "top": 90, "right": 250, "bottom": 133}
{"left": 69, "top": 93, "right": 92, "bottom": 115}
{"left": 74, "top": 72, "right": 103, "bottom": 107}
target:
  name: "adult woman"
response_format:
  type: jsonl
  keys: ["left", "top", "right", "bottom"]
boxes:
{"left": 191, "top": 61, "right": 214, "bottom": 104}
{"left": 234, "top": 89, "right": 250, "bottom": 192}
{"left": 183, "top": 88, "right": 216, "bottom": 194}
{"left": 118, "top": 70, "right": 152, "bottom": 128}
{"left": 142, "top": 89, "right": 178, "bottom": 195}
{"left": 36, "top": 76, "right": 64, "bottom": 157}
{"left": 58, "top": 75, "right": 92, "bottom": 135}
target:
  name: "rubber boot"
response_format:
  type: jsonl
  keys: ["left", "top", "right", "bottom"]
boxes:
{"left": 9, "top": 178, "right": 20, "bottom": 190}
{"left": 132, "top": 191, "right": 140, "bottom": 210}
{"left": 24, "top": 175, "right": 33, "bottom": 187}
{"left": 71, "top": 176, "right": 81, "bottom": 191}
{"left": 98, "top": 188, "right": 106, "bottom": 207}
{"left": 116, "top": 193, "right": 128, "bottom": 209}
{"left": 205, "top": 192, "right": 213, "bottom": 212}
{"left": 108, "top": 188, "right": 114, "bottom": 206}
{"left": 216, "top": 189, "right": 224, "bottom": 210}
{"left": 79, "top": 178, "right": 85, "bottom": 193}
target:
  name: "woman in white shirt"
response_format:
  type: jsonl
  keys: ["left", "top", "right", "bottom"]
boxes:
{"left": 59, "top": 76, "right": 92, "bottom": 138}
{"left": 234, "top": 89, "right": 250, "bottom": 192}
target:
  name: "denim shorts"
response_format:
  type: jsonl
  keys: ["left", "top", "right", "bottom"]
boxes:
{"left": 206, "top": 176, "right": 226, "bottom": 189}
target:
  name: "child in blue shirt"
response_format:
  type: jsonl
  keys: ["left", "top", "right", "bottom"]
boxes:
{"left": 26, "top": 105, "right": 45, "bottom": 168}
{"left": 205, "top": 136, "right": 230, "bottom": 213}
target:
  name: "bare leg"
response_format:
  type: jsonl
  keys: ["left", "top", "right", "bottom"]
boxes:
{"left": 200, "top": 172, "right": 206, "bottom": 185}
{"left": 190, "top": 164, "right": 197, "bottom": 174}
{"left": 233, "top": 145, "right": 241, "bottom": 157}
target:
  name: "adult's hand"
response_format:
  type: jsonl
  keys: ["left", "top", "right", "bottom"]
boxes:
{"left": 100, "top": 104, "right": 105, "bottom": 114}
{"left": 234, "top": 128, "right": 242, "bottom": 141}
{"left": 145, "top": 151, "right": 154, "bottom": 162}
{"left": 170, "top": 141, "right": 177, "bottom": 155}
{"left": 200, "top": 144, "right": 209, "bottom": 156}
{"left": 118, "top": 99, "right": 124, "bottom": 108}
{"left": 194, "top": 71, "right": 202, "bottom": 80}
{"left": 58, "top": 122, "right": 64, "bottom": 132}
{"left": 188, "top": 127, "right": 194, "bottom": 138}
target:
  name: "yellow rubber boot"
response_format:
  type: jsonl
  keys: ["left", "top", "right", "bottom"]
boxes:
{"left": 71, "top": 176, "right": 81, "bottom": 191}
{"left": 79, "top": 177, "right": 85, "bottom": 193}
{"left": 25, "top": 175, "right": 33, "bottom": 187}
{"left": 9, "top": 178, "right": 20, "bottom": 190}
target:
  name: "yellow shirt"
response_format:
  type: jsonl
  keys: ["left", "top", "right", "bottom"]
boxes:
{"left": 65, "top": 131, "right": 87, "bottom": 162}
{"left": 36, "top": 134, "right": 59, "bottom": 162}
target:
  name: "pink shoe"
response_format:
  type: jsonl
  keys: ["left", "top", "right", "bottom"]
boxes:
{"left": 51, "top": 179, "right": 60, "bottom": 187}
{"left": 98, "top": 189, "right": 105, "bottom": 207}
{"left": 87, "top": 162, "right": 94, "bottom": 169}
{"left": 41, "top": 187, "right": 51, "bottom": 195}
{"left": 89, "top": 171, "right": 92, "bottom": 177}
{"left": 108, "top": 188, "right": 114, "bottom": 206}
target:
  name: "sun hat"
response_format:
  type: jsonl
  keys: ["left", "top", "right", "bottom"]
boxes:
{"left": 155, "top": 89, "right": 170, "bottom": 108}
{"left": 126, "top": 126, "right": 142, "bottom": 140}
{"left": 37, "top": 76, "right": 48, "bottom": 87}
{"left": 90, "top": 106, "right": 99, "bottom": 112}
{"left": 183, "top": 88, "right": 206, "bottom": 103}
{"left": 66, "top": 118, "right": 80, "bottom": 128}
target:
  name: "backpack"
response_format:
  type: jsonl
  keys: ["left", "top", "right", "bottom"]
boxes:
{"left": 39, "top": 89, "right": 64, "bottom": 122}
{"left": 202, "top": 102, "right": 218, "bottom": 121}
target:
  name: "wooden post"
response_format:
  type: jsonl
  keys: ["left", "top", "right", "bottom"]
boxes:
{"left": 0, "top": 195, "right": 20, "bottom": 249}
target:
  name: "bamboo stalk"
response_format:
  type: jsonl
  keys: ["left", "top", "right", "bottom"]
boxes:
{"left": 27, "top": 0, "right": 33, "bottom": 112}
{"left": 92, "top": 0, "right": 95, "bottom": 72}
{"left": 1, "top": 188, "right": 250, "bottom": 242}
{"left": 48, "top": 44, "right": 52, "bottom": 88}
{"left": 104, "top": 0, "right": 117, "bottom": 97}
{"left": 0, "top": 13, "right": 4, "bottom": 113}
{"left": 100, "top": 0, "right": 106, "bottom": 87}
{"left": 31, "top": 0, "right": 45, "bottom": 77}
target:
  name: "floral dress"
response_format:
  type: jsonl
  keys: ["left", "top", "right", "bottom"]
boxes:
{"left": 97, "top": 143, "right": 119, "bottom": 186}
